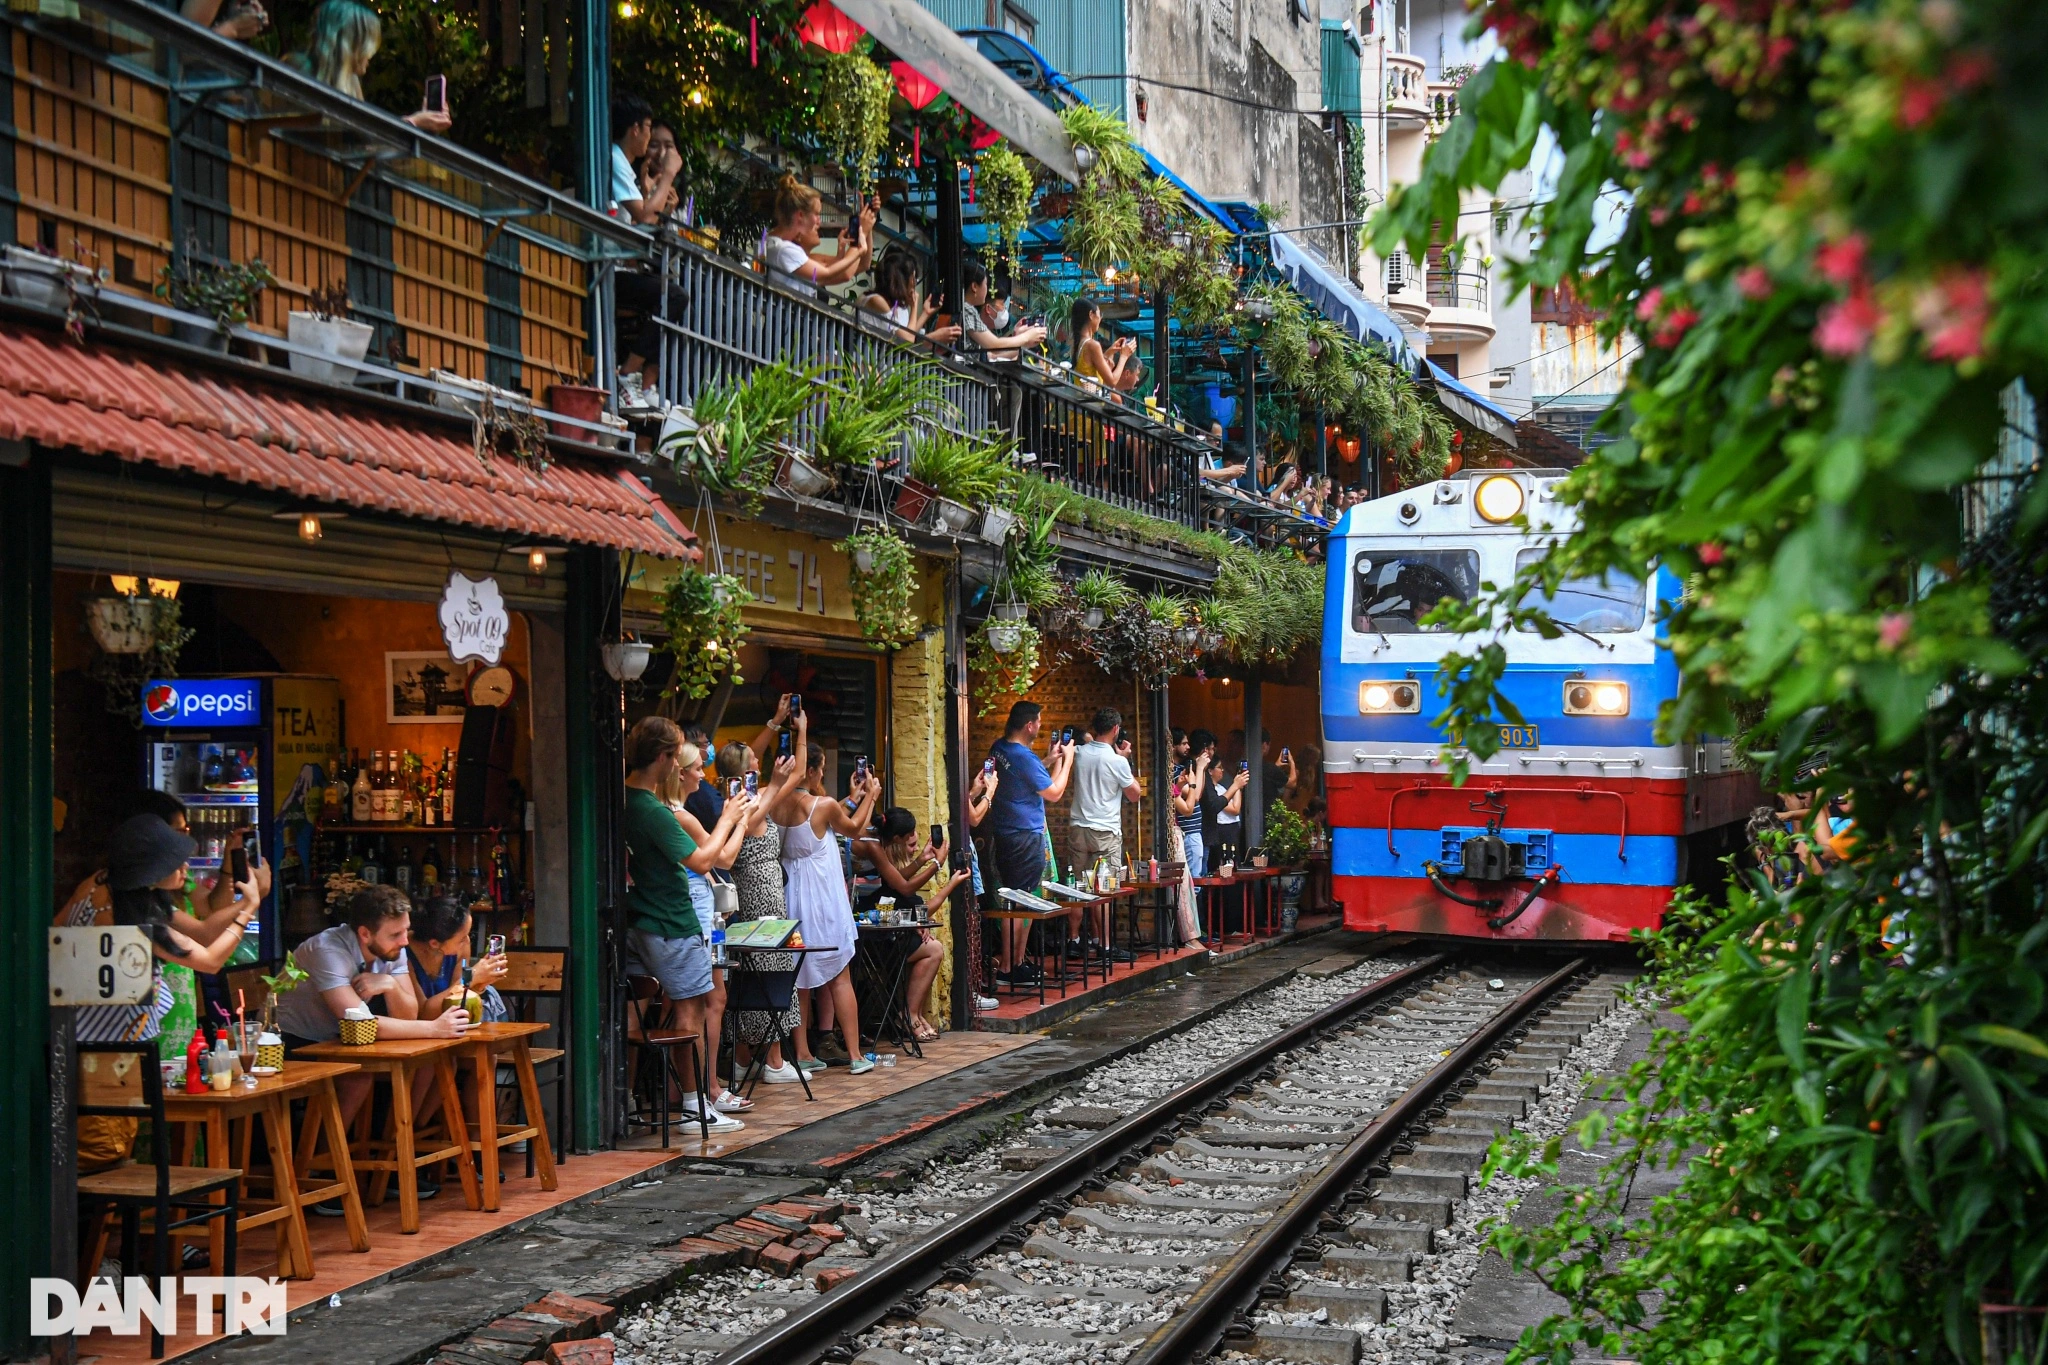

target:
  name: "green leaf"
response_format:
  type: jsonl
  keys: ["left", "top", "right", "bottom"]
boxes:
{"left": 1963, "top": 1025, "right": 2048, "bottom": 1062}
{"left": 2009, "top": 809, "right": 2048, "bottom": 872}
{"left": 1775, "top": 968, "right": 1811, "bottom": 1070}
{"left": 1937, "top": 1044, "right": 2008, "bottom": 1155}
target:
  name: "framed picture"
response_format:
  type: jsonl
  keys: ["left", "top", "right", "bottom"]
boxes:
{"left": 386, "top": 651, "right": 468, "bottom": 723}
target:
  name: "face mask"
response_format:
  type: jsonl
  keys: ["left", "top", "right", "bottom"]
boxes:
{"left": 986, "top": 301, "right": 1010, "bottom": 330}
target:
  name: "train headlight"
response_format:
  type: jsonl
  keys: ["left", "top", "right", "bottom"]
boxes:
{"left": 1474, "top": 475, "right": 1525, "bottom": 524}
{"left": 1360, "top": 680, "right": 1421, "bottom": 714}
{"left": 1564, "top": 680, "right": 1630, "bottom": 715}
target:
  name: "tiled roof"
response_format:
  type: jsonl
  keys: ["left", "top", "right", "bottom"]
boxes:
{"left": 0, "top": 323, "right": 694, "bottom": 557}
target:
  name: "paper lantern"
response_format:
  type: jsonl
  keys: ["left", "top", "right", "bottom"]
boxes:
{"left": 797, "top": 1, "right": 864, "bottom": 53}
{"left": 891, "top": 60, "right": 941, "bottom": 109}
{"left": 967, "top": 116, "right": 1001, "bottom": 151}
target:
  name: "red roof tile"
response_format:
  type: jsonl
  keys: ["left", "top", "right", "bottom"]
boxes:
{"left": 0, "top": 324, "right": 694, "bottom": 558}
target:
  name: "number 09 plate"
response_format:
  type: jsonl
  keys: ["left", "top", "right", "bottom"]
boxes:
{"left": 1498, "top": 723, "right": 1541, "bottom": 750}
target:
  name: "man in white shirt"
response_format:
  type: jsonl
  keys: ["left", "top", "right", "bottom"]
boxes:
{"left": 1068, "top": 707, "right": 1142, "bottom": 961}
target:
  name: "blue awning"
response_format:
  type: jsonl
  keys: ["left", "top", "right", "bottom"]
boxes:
{"left": 1425, "top": 359, "right": 1520, "bottom": 446}
{"left": 1265, "top": 230, "right": 1413, "bottom": 367}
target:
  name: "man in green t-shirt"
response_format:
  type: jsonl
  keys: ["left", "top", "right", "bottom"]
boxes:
{"left": 622, "top": 716, "right": 755, "bottom": 1133}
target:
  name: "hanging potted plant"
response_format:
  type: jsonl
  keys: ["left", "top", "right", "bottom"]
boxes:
{"left": 660, "top": 362, "right": 820, "bottom": 514}
{"left": 977, "top": 142, "right": 1036, "bottom": 280}
{"left": 967, "top": 619, "right": 1041, "bottom": 713}
{"left": 156, "top": 253, "right": 274, "bottom": 351}
{"left": 840, "top": 525, "right": 921, "bottom": 647}
{"left": 656, "top": 565, "right": 752, "bottom": 700}
{"left": 86, "top": 584, "right": 195, "bottom": 726}
{"left": 286, "top": 281, "right": 374, "bottom": 385}
{"left": 817, "top": 48, "right": 894, "bottom": 194}
{"left": 1071, "top": 568, "right": 1135, "bottom": 632}
{"left": 908, "top": 427, "right": 1018, "bottom": 538}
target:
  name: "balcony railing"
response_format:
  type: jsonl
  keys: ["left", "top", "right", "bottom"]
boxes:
{"left": 3, "top": 0, "right": 644, "bottom": 404}
{"left": 646, "top": 237, "right": 1212, "bottom": 533}
{"left": 1386, "top": 53, "right": 1427, "bottom": 110}
{"left": 1426, "top": 269, "right": 1489, "bottom": 312}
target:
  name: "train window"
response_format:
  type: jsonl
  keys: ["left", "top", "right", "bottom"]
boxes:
{"left": 1351, "top": 550, "right": 1481, "bottom": 633}
{"left": 1512, "top": 550, "right": 1646, "bottom": 633}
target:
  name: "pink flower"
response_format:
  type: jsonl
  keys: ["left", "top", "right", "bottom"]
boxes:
{"left": 1878, "top": 612, "right": 1911, "bottom": 650}
{"left": 1814, "top": 234, "right": 1868, "bottom": 288}
{"left": 1897, "top": 77, "right": 1944, "bottom": 129}
{"left": 1918, "top": 267, "right": 1990, "bottom": 362}
{"left": 1654, "top": 307, "right": 1699, "bottom": 348}
{"left": 1698, "top": 542, "right": 1725, "bottom": 566}
{"left": 1736, "top": 265, "right": 1773, "bottom": 299}
{"left": 1635, "top": 287, "right": 1665, "bottom": 321}
{"left": 1815, "top": 290, "right": 1882, "bottom": 356}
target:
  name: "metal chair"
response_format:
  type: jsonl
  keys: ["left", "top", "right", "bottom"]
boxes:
{"left": 621, "top": 975, "right": 709, "bottom": 1146}
{"left": 76, "top": 1042, "right": 242, "bottom": 1359}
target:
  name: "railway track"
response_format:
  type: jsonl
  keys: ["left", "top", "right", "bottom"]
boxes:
{"left": 687, "top": 952, "right": 1630, "bottom": 1365}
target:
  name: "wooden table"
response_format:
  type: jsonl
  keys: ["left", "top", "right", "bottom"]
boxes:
{"left": 452, "top": 1022, "right": 559, "bottom": 1211}
{"left": 161, "top": 1061, "right": 367, "bottom": 1280}
{"left": 296, "top": 1034, "right": 481, "bottom": 1234}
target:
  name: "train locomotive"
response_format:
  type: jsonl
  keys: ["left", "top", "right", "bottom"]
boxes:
{"left": 1320, "top": 468, "right": 1756, "bottom": 943}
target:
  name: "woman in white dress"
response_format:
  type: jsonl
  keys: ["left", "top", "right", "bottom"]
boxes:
{"left": 777, "top": 741, "right": 881, "bottom": 1074}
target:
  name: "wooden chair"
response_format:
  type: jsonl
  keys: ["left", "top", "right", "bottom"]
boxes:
{"left": 622, "top": 974, "right": 709, "bottom": 1146}
{"left": 76, "top": 1043, "right": 242, "bottom": 1359}
{"left": 495, "top": 949, "right": 569, "bottom": 1175}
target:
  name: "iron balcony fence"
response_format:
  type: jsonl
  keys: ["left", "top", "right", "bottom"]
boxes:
{"left": 1003, "top": 365, "right": 1205, "bottom": 530}
{"left": 1425, "top": 269, "right": 1490, "bottom": 312}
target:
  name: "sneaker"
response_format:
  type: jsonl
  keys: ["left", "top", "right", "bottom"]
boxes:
{"left": 797, "top": 1058, "right": 828, "bottom": 1074}
{"left": 1064, "top": 938, "right": 1087, "bottom": 960}
{"left": 815, "top": 1037, "right": 852, "bottom": 1064}
{"left": 712, "top": 1088, "right": 755, "bottom": 1112}
{"left": 847, "top": 1054, "right": 877, "bottom": 1076}
{"left": 974, "top": 994, "right": 1000, "bottom": 1011}
{"left": 759, "top": 1062, "right": 804, "bottom": 1084}
{"left": 417, "top": 1173, "right": 440, "bottom": 1200}
{"left": 1014, "top": 960, "right": 1043, "bottom": 984}
{"left": 675, "top": 1104, "right": 745, "bottom": 1133}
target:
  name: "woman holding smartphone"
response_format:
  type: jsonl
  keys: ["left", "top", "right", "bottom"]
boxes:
{"left": 712, "top": 722, "right": 807, "bottom": 1084}
{"left": 852, "top": 808, "right": 967, "bottom": 1043}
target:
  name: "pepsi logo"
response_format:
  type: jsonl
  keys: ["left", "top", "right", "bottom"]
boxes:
{"left": 144, "top": 684, "right": 180, "bottom": 722}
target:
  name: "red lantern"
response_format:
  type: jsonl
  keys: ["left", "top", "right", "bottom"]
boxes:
{"left": 797, "top": 1, "right": 864, "bottom": 53}
{"left": 891, "top": 60, "right": 942, "bottom": 109}
{"left": 967, "top": 116, "right": 1001, "bottom": 151}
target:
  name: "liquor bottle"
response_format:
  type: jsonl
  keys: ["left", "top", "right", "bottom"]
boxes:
{"left": 467, "top": 835, "right": 484, "bottom": 905}
{"left": 421, "top": 763, "right": 437, "bottom": 827}
{"left": 322, "top": 750, "right": 345, "bottom": 825}
{"left": 419, "top": 841, "right": 441, "bottom": 892}
{"left": 393, "top": 843, "right": 414, "bottom": 898}
{"left": 374, "top": 751, "right": 395, "bottom": 824}
{"left": 441, "top": 748, "right": 457, "bottom": 826}
{"left": 359, "top": 837, "right": 384, "bottom": 885}
{"left": 351, "top": 750, "right": 372, "bottom": 824}
{"left": 400, "top": 751, "right": 419, "bottom": 826}
{"left": 489, "top": 828, "right": 514, "bottom": 905}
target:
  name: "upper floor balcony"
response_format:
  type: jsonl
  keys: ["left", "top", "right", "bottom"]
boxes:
{"left": 1424, "top": 268, "right": 1493, "bottom": 342}
{"left": 1, "top": 0, "right": 644, "bottom": 449}
{"left": 1382, "top": 246, "right": 1430, "bottom": 328}
{"left": 1426, "top": 80, "right": 1462, "bottom": 135}
{"left": 1384, "top": 52, "right": 1429, "bottom": 132}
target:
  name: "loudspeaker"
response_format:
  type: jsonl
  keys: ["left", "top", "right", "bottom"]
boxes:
{"left": 454, "top": 705, "right": 502, "bottom": 827}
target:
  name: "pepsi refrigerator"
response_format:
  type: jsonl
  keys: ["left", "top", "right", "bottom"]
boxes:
{"left": 140, "top": 674, "right": 342, "bottom": 963}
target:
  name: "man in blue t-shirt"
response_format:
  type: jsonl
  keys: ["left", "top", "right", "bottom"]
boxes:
{"left": 986, "top": 700, "right": 1073, "bottom": 985}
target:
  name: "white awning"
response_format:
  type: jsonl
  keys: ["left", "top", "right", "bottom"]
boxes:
{"left": 832, "top": 0, "right": 1084, "bottom": 184}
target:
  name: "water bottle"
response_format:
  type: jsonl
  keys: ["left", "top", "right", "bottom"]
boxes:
{"left": 709, "top": 908, "right": 727, "bottom": 968}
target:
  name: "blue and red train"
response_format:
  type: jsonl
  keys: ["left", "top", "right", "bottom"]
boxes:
{"left": 1320, "top": 469, "right": 1756, "bottom": 944}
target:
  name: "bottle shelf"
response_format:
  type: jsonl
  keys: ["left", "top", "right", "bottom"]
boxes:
{"left": 315, "top": 824, "right": 517, "bottom": 835}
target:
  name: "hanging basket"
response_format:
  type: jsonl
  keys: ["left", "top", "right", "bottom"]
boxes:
{"left": 87, "top": 595, "right": 167, "bottom": 655}
{"left": 775, "top": 444, "right": 836, "bottom": 498}
{"left": 931, "top": 497, "right": 978, "bottom": 536}
{"left": 990, "top": 600, "right": 1029, "bottom": 622}
{"left": 601, "top": 641, "right": 652, "bottom": 682}
{"left": 1082, "top": 607, "right": 1106, "bottom": 630}
{"left": 985, "top": 622, "right": 1022, "bottom": 655}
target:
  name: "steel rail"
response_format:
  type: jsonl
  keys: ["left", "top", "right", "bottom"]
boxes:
{"left": 708, "top": 951, "right": 1459, "bottom": 1365}
{"left": 1123, "top": 954, "right": 1592, "bottom": 1365}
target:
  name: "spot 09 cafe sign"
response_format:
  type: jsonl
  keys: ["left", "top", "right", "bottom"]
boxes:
{"left": 439, "top": 570, "right": 509, "bottom": 665}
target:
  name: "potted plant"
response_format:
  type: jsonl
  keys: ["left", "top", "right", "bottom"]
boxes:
{"left": 968, "top": 619, "right": 1041, "bottom": 713}
{"left": 817, "top": 49, "right": 893, "bottom": 193}
{"left": 840, "top": 526, "right": 921, "bottom": 647}
{"left": 286, "top": 282, "right": 375, "bottom": 385}
{"left": 656, "top": 565, "right": 751, "bottom": 700}
{"left": 155, "top": 254, "right": 274, "bottom": 351}
{"left": 85, "top": 583, "right": 193, "bottom": 724}
{"left": 256, "top": 953, "right": 310, "bottom": 1039}
{"left": 2, "top": 245, "right": 98, "bottom": 310}
{"left": 660, "top": 362, "right": 819, "bottom": 514}
{"left": 977, "top": 142, "right": 1036, "bottom": 280}
{"left": 1263, "top": 802, "right": 1314, "bottom": 929}
{"left": 1071, "top": 568, "right": 1135, "bottom": 631}
{"left": 908, "top": 427, "right": 1020, "bottom": 538}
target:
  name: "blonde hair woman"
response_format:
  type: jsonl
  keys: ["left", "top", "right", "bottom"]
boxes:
{"left": 762, "top": 174, "right": 875, "bottom": 290}
{"left": 290, "top": 0, "right": 451, "bottom": 131}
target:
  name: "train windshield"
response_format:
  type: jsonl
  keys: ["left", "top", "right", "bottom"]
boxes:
{"left": 1351, "top": 550, "right": 1482, "bottom": 633}
{"left": 1512, "top": 549, "right": 1646, "bottom": 633}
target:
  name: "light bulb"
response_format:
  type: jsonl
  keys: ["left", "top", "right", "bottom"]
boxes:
{"left": 527, "top": 548, "right": 549, "bottom": 574}
{"left": 298, "top": 513, "right": 323, "bottom": 543}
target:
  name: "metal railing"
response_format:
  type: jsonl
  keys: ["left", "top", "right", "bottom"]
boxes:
{"left": 1004, "top": 371, "right": 1204, "bottom": 530}
{"left": 1426, "top": 269, "right": 1489, "bottom": 312}
{"left": 647, "top": 240, "right": 995, "bottom": 452}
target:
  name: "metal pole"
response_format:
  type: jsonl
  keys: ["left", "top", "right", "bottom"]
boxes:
{"left": 574, "top": 0, "right": 612, "bottom": 395}
{"left": 1238, "top": 345, "right": 1258, "bottom": 496}
{"left": 1243, "top": 676, "right": 1264, "bottom": 852}
{"left": 936, "top": 160, "right": 965, "bottom": 343}
{"left": 0, "top": 451, "right": 54, "bottom": 1358}
{"left": 943, "top": 562, "right": 977, "bottom": 1028}
{"left": 564, "top": 547, "right": 620, "bottom": 1151}
{"left": 1152, "top": 288, "right": 1170, "bottom": 406}
{"left": 1151, "top": 687, "right": 1172, "bottom": 863}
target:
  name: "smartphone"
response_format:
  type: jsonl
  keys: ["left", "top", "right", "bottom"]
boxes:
{"left": 788, "top": 693, "right": 803, "bottom": 716}
{"left": 981, "top": 758, "right": 997, "bottom": 777}
{"left": 931, "top": 823, "right": 944, "bottom": 848}
{"left": 1281, "top": 747, "right": 1290, "bottom": 763}
{"left": 949, "top": 848, "right": 967, "bottom": 872}
{"left": 728, "top": 778, "right": 742, "bottom": 798}
{"left": 1061, "top": 726, "right": 1075, "bottom": 744}
{"left": 424, "top": 75, "right": 447, "bottom": 113}
{"left": 487, "top": 933, "right": 506, "bottom": 957}
{"left": 743, "top": 770, "right": 759, "bottom": 795}
{"left": 777, "top": 728, "right": 794, "bottom": 760}
{"left": 1241, "top": 761, "right": 1250, "bottom": 772}
{"left": 229, "top": 845, "right": 249, "bottom": 885}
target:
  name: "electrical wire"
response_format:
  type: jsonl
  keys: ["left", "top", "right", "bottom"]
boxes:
{"left": 1526, "top": 345, "right": 1640, "bottom": 415}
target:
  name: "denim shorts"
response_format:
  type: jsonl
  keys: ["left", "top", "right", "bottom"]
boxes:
{"left": 992, "top": 827, "right": 1048, "bottom": 894}
{"left": 626, "top": 927, "right": 714, "bottom": 1002}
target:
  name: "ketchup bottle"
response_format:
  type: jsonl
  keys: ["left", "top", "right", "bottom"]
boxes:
{"left": 185, "top": 1028, "right": 208, "bottom": 1094}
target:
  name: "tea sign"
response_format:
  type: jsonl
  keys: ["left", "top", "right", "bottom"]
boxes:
{"left": 439, "top": 571, "right": 509, "bottom": 666}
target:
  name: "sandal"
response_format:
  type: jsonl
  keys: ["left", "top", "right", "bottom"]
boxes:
{"left": 912, "top": 1019, "right": 941, "bottom": 1042}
